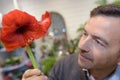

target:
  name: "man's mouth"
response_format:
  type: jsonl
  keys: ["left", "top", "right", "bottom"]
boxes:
{"left": 79, "top": 53, "right": 93, "bottom": 62}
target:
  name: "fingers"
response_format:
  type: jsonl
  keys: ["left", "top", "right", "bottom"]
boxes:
{"left": 22, "top": 69, "right": 41, "bottom": 79}
{"left": 24, "top": 76, "right": 48, "bottom": 80}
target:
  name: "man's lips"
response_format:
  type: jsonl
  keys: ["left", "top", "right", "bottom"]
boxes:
{"left": 79, "top": 53, "right": 93, "bottom": 62}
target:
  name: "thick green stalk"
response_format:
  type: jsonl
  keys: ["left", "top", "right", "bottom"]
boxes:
{"left": 25, "top": 45, "right": 39, "bottom": 69}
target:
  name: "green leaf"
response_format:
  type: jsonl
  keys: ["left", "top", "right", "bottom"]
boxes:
{"left": 95, "top": 0, "right": 107, "bottom": 5}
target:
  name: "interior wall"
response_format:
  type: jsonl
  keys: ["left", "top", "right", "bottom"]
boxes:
{"left": 0, "top": 0, "right": 114, "bottom": 39}
{"left": 0, "top": 0, "right": 98, "bottom": 39}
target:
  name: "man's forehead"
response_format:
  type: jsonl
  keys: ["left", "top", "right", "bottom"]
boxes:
{"left": 85, "top": 16, "right": 120, "bottom": 43}
{"left": 88, "top": 16, "right": 120, "bottom": 32}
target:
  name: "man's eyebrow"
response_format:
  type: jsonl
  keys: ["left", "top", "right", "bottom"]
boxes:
{"left": 92, "top": 35, "right": 109, "bottom": 46}
{"left": 83, "top": 28, "right": 109, "bottom": 46}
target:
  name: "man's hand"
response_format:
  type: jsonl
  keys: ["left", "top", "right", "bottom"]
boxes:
{"left": 22, "top": 69, "right": 48, "bottom": 80}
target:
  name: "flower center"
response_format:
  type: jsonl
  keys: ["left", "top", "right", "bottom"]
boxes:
{"left": 16, "top": 25, "right": 28, "bottom": 34}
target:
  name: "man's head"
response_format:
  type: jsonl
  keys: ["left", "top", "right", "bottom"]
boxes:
{"left": 90, "top": 4, "right": 120, "bottom": 17}
{"left": 78, "top": 4, "right": 120, "bottom": 70}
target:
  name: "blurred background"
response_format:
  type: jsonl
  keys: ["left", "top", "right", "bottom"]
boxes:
{"left": 0, "top": 0, "right": 119, "bottom": 80}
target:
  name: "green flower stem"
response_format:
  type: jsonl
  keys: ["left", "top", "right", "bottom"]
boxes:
{"left": 25, "top": 45, "right": 39, "bottom": 69}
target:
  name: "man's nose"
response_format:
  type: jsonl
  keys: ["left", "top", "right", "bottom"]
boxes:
{"left": 78, "top": 36, "right": 91, "bottom": 53}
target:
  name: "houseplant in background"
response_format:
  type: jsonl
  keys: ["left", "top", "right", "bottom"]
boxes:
{"left": 0, "top": 9, "right": 51, "bottom": 73}
{"left": 67, "top": 22, "right": 85, "bottom": 54}
{"left": 96, "top": 0, "right": 120, "bottom": 5}
{"left": 41, "top": 56, "right": 60, "bottom": 75}
{"left": 0, "top": 41, "right": 4, "bottom": 49}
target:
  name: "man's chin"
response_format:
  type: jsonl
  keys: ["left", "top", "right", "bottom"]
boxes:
{"left": 78, "top": 58, "right": 92, "bottom": 69}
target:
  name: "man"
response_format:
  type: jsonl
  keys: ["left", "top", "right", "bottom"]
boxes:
{"left": 22, "top": 4, "right": 120, "bottom": 80}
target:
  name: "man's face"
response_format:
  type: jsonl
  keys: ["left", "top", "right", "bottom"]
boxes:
{"left": 78, "top": 15, "right": 120, "bottom": 69}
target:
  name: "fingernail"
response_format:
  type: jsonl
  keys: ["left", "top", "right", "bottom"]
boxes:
{"left": 34, "top": 69, "right": 41, "bottom": 74}
{"left": 44, "top": 76, "right": 48, "bottom": 80}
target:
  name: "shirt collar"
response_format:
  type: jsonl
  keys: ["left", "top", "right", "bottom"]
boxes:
{"left": 104, "top": 66, "right": 120, "bottom": 80}
{"left": 82, "top": 66, "right": 120, "bottom": 80}
{"left": 82, "top": 68, "right": 95, "bottom": 80}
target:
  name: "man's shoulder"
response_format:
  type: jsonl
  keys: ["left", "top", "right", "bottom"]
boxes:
{"left": 55, "top": 53, "right": 78, "bottom": 67}
{"left": 49, "top": 53, "right": 86, "bottom": 80}
{"left": 60, "top": 53, "right": 78, "bottom": 63}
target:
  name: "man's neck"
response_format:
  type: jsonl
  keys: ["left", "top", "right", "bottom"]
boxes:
{"left": 89, "top": 66, "right": 117, "bottom": 80}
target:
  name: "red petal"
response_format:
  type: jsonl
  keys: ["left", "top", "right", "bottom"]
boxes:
{"left": 0, "top": 32, "right": 20, "bottom": 51}
{"left": 40, "top": 11, "right": 51, "bottom": 32}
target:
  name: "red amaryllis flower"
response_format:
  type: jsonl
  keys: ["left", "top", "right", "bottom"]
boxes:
{"left": 0, "top": 9, "right": 51, "bottom": 51}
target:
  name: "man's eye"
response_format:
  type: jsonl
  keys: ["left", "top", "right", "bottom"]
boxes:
{"left": 83, "top": 32, "right": 87, "bottom": 36}
{"left": 96, "top": 39, "right": 104, "bottom": 46}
